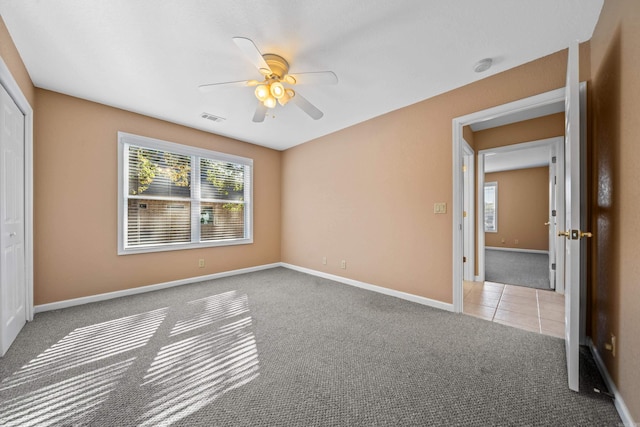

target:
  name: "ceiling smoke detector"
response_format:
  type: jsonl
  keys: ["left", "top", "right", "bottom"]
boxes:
{"left": 474, "top": 58, "right": 493, "bottom": 73}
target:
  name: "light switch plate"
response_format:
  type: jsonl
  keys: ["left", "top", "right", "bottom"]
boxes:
{"left": 434, "top": 202, "right": 447, "bottom": 214}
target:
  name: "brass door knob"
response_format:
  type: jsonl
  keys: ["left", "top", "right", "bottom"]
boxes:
{"left": 580, "top": 231, "right": 593, "bottom": 238}
{"left": 558, "top": 231, "right": 570, "bottom": 237}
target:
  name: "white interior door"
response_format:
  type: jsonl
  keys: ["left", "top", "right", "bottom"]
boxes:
{"left": 562, "top": 41, "right": 582, "bottom": 392}
{"left": 0, "top": 83, "right": 26, "bottom": 356}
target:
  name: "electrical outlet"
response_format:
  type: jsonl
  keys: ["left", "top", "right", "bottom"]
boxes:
{"left": 322, "top": 256, "right": 327, "bottom": 265}
{"left": 433, "top": 202, "right": 447, "bottom": 214}
{"left": 198, "top": 259, "right": 205, "bottom": 268}
{"left": 341, "top": 260, "right": 346, "bottom": 269}
{"left": 514, "top": 239, "right": 519, "bottom": 245}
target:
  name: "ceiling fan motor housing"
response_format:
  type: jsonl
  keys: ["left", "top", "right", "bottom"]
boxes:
{"left": 263, "top": 54, "right": 289, "bottom": 79}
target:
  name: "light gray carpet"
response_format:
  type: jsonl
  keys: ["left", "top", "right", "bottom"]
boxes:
{"left": 485, "top": 249, "right": 551, "bottom": 289}
{"left": 0, "top": 268, "right": 618, "bottom": 426}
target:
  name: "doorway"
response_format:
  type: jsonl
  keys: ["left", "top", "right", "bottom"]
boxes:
{"left": 477, "top": 137, "right": 564, "bottom": 291}
{"left": 462, "top": 136, "right": 566, "bottom": 337}
{"left": 452, "top": 87, "right": 568, "bottom": 312}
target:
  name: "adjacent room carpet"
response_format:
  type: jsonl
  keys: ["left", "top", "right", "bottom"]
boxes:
{"left": 0, "top": 268, "right": 618, "bottom": 426}
{"left": 485, "top": 248, "right": 551, "bottom": 289}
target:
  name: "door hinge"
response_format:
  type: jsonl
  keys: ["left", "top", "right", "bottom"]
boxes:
{"left": 552, "top": 156, "right": 557, "bottom": 164}
{"left": 554, "top": 176, "right": 557, "bottom": 185}
{"left": 463, "top": 256, "right": 467, "bottom": 263}
{"left": 552, "top": 263, "right": 556, "bottom": 270}
{"left": 463, "top": 211, "right": 467, "bottom": 218}
{"left": 552, "top": 210, "right": 556, "bottom": 217}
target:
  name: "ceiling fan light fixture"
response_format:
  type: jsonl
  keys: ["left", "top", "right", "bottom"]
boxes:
{"left": 270, "top": 81, "right": 285, "bottom": 99}
{"left": 284, "top": 75, "right": 296, "bottom": 85}
{"left": 264, "top": 96, "right": 277, "bottom": 109}
{"left": 255, "top": 85, "right": 269, "bottom": 101}
{"left": 278, "top": 90, "right": 292, "bottom": 106}
{"left": 246, "top": 80, "right": 260, "bottom": 87}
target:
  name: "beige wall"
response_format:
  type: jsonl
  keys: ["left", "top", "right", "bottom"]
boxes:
{"left": 484, "top": 167, "right": 549, "bottom": 251}
{"left": 589, "top": 0, "right": 640, "bottom": 419}
{"left": 33, "top": 89, "right": 281, "bottom": 304}
{"left": 282, "top": 47, "right": 589, "bottom": 303}
{"left": 473, "top": 113, "right": 565, "bottom": 150}
{"left": 0, "top": 16, "right": 35, "bottom": 107}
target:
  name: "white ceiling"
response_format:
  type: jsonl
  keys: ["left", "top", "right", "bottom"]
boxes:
{"left": 484, "top": 145, "right": 551, "bottom": 173}
{"left": 0, "top": 0, "right": 603, "bottom": 151}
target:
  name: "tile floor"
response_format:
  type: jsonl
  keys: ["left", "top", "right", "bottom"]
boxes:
{"left": 463, "top": 281, "right": 565, "bottom": 338}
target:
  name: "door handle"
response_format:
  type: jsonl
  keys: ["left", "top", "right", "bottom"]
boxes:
{"left": 558, "top": 230, "right": 593, "bottom": 239}
{"left": 544, "top": 222, "right": 550, "bottom": 226}
{"left": 9, "top": 232, "right": 16, "bottom": 237}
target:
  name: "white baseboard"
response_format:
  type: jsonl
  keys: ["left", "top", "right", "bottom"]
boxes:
{"left": 486, "top": 246, "right": 549, "bottom": 255}
{"left": 587, "top": 337, "right": 636, "bottom": 427}
{"left": 35, "top": 261, "right": 455, "bottom": 315}
{"left": 34, "top": 263, "right": 282, "bottom": 313}
{"left": 281, "top": 263, "right": 454, "bottom": 312}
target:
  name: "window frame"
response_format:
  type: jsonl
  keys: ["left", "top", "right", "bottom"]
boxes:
{"left": 484, "top": 181, "right": 498, "bottom": 233}
{"left": 117, "top": 132, "right": 253, "bottom": 255}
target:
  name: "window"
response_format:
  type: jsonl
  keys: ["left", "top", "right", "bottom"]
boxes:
{"left": 118, "top": 132, "right": 252, "bottom": 254}
{"left": 484, "top": 181, "right": 497, "bottom": 233}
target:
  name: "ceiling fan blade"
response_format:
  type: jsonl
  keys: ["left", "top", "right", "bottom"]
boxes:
{"left": 286, "top": 71, "right": 338, "bottom": 86}
{"left": 252, "top": 102, "right": 267, "bottom": 123}
{"left": 198, "top": 80, "right": 257, "bottom": 92}
{"left": 291, "top": 92, "right": 323, "bottom": 120}
{"left": 232, "top": 37, "right": 272, "bottom": 74}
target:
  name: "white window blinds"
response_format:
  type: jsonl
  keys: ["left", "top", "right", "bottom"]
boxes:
{"left": 118, "top": 132, "right": 253, "bottom": 254}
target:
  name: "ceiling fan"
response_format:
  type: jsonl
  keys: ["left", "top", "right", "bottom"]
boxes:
{"left": 199, "top": 37, "right": 338, "bottom": 123}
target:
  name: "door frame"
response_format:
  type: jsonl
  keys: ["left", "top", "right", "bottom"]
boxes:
{"left": 462, "top": 140, "right": 475, "bottom": 281}
{"left": 452, "top": 87, "right": 567, "bottom": 313}
{"left": 475, "top": 137, "right": 564, "bottom": 284}
{"left": 0, "top": 57, "right": 34, "bottom": 323}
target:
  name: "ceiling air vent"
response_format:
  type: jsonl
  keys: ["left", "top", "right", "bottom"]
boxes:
{"left": 201, "top": 112, "right": 226, "bottom": 123}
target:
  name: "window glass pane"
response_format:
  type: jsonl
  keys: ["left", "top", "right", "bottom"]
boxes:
{"left": 484, "top": 182, "right": 497, "bottom": 232}
{"left": 127, "top": 199, "right": 191, "bottom": 246}
{"left": 200, "top": 158, "right": 245, "bottom": 201}
{"left": 200, "top": 202, "right": 245, "bottom": 241}
{"left": 119, "top": 133, "right": 253, "bottom": 254}
{"left": 128, "top": 146, "right": 191, "bottom": 197}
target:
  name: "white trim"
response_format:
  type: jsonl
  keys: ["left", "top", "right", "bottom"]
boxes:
{"left": 474, "top": 275, "right": 482, "bottom": 282}
{"left": 34, "top": 262, "right": 456, "bottom": 315}
{"left": 477, "top": 153, "right": 486, "bottom": 282}
{"left": 587, "top": 338, "right": 636, "bottom": 427}
{"left": 0, "top": 57, "right": 34, "bottom": 322}
{"left": 485, "top": 246, "right": 549, "bottom": 255}
{"left": 281, "top": 263, "right": 454, "bottom": 312}
{"left": 462, "top": 141, "right": 475, "bottom": 281}
{"left": 34, "top": 263, "right": 281, "bottom": 313}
